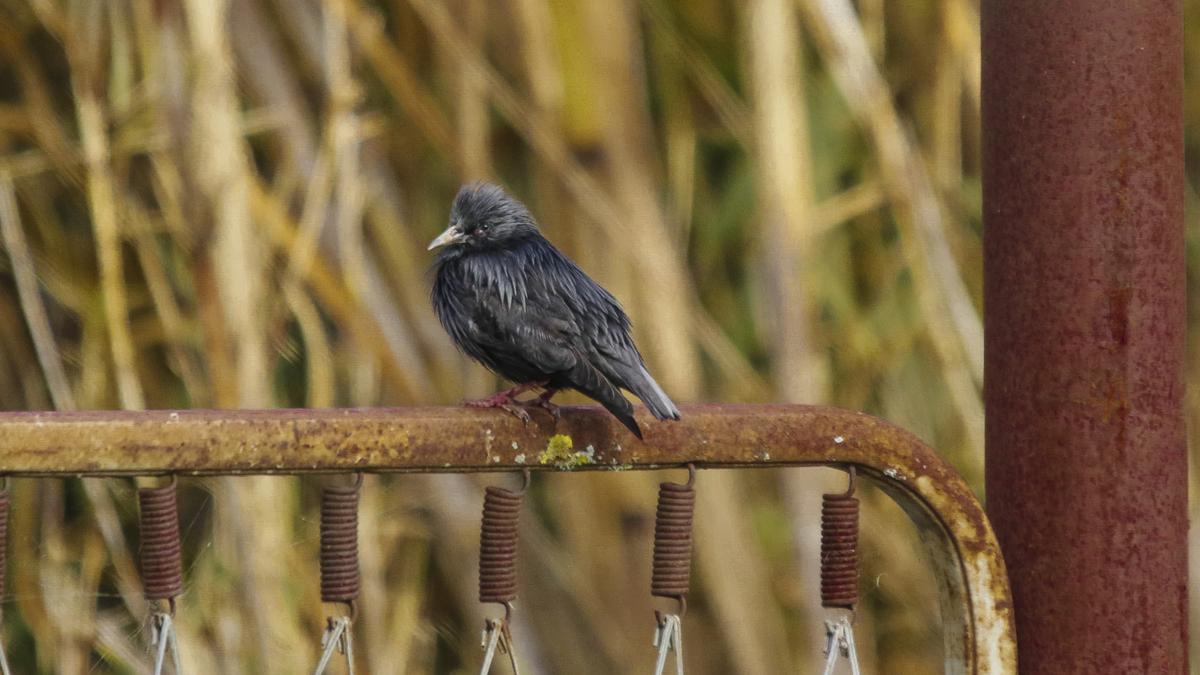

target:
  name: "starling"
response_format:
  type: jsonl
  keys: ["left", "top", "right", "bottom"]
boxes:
{"left": 429, "top": 183, "right": 681, "bottom": 439}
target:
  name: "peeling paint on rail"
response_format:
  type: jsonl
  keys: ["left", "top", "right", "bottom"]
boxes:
{"left": 0, "top": 403, "right": 1015, "bottom": 673}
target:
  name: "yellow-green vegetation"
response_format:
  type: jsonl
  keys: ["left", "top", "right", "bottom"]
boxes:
{"left": 537, "top": 433, "right": 594, "bottom": 468}
{"left": 0, "top": 0, "right": 1198, "bottom": 672}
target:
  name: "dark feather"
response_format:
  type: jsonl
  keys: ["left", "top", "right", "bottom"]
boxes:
{"left": 431, "top": 183, "right": 680, "bottom": 438}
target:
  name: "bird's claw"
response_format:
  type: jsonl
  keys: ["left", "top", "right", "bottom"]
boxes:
{"left": 501, "top": 402, "right": 533, "bottom": 425}
{"left": 464, "top": 384, "right": 557, "bottom": 427}
{"left": 530, "top": 398, "right": 561, "bottom": 421}
{"left": 463, "top": 394, "right": 533, "bottom": 425}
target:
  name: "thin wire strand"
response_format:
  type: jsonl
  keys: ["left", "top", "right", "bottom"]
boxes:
{"left": 150, "top": 612, "right": 183, "bottom": 675}
{"left": 652, "top": 613, "right": 683, "bottom": 675}
{"left": 479, "top": 619, "right": 520, "bottom": 675}
{"left": 820, "top": 617, "right": 862, "bottom": 675}
{"left": 313, "top": 616, "right": 355, "bottom": 675}
{"left": 479, "top": 621, "right": 502, "bottom": 674}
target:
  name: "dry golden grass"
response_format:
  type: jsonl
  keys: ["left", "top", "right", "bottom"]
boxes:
{"left": 0, "top": 0, "right": 1196, "bottom": 672}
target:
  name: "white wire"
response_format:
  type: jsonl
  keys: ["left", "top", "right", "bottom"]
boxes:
{"left": 820, "top": 617, "right": 861, "bottom": 675}
{"left": 313, "top": 616, "right": 355, "bottom": 675}
{"left": 480, "top": 621, "right": 503, "bottom": 674}
{"left": 0, "top": 641, "right": 11, "bottom": 675}
{"left": 652, "top": 614, "right": 684, "bottom": 675}
{"left": 479, "top": 619, "right": 520, "bottom": 675}
{"left": 150, "top": 612, "right": 183, "bottom": 675}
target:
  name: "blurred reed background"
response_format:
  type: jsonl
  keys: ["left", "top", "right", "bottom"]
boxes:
{"left": 0, "top": 0, "right": 1195, "bottom": 673}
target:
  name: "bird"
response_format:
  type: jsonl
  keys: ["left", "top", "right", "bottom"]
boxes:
{"left": 429, "top": 182, "right": 681, "bottom": 439}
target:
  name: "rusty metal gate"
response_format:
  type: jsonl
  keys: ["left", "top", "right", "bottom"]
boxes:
{"left": 0, "top": 404, "right": 1016, "bottom": 673}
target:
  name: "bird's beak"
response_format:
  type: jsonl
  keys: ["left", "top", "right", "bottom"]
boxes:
{"left": 427, "top": 225, "right": 465, "bottom": 250}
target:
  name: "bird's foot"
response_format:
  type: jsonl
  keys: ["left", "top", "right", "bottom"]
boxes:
{"left": 522, "top": 388, "right": 561, "bottom": 421}
{"left": 497, "top": 401, "right": 533, "bottom": 425}
{"left": 464, "top": 393, "right": 533, "bottom": 425}
{"left": 463, "top": 382, "right": 551, "bottom": 425}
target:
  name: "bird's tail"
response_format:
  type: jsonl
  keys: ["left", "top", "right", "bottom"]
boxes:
{"left": 570, "top": 362, "right": 643, "bottom": 439}
{"left": 627, "top": 366, "right": 681, "bottom": 421}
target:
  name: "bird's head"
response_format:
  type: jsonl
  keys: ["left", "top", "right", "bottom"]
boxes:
{"left": 428, "top": 183, "right": 541, "bottom": 252}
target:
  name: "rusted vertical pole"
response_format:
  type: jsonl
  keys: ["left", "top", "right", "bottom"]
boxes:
{"left": 983, "top": 2, "right": 1186, "bottom": 673}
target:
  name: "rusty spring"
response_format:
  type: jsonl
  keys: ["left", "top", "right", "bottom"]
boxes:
{"left": 651, "top": 465, "right": 696, "bottom": 607}
{"left": 320, "top": 475, "right": 361, "bottom": 606}
{"left": 820, "top": 467, "right": 859, "bottom": 610}
{"left": 138, "top": 480, "right": 184, "bottom": 605}
{"left": 478, "top": 472, "right": 529, "bottom": 609}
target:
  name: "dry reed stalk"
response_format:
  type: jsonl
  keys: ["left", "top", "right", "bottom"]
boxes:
{"left": 74, "top": 92, "right": 145, "bottom": 411}
{"left": 510, "top": 0, "right": 580, "bottom": 319}
{"left": 325, "top": 0, "right": 378, "bottom": 406}
{"left": 9, "top": 481, "right": 53, "bottom": 671}
{"left": 353, "top": 474, "right": 385, "bottom": 673}
{"left": 287, "top": 140, "right": 337, "bottom": 288}
{"left": 0, "top": 180, "right": 73, "bottom": 409}
{"left": 798, "top": 0, "right": 984, "bottom": 478}
{"left": 283, "top": 282, "right": 336, "bottom": 408}
{"left": 694, "top": 471, "right": 795, "bottom": 674}
{"left": 129, "top": 215, "right": 209, "bottom": 404}
{"left": 580, "top": 0, "right": 702, "bottom": 397}
{"left": 455, "top": 0, "right": 493, "bottom": 181}
{"left": 360, "top": 201, "right": 462, "bottom": 383}
{"left": 525, "top": 476, "right": 639, "bottom": 670}
{"left": 340, "top": 0, "right": 459, "bottom": 156}
{"left": 945, "top": 0, "right": 982, "bottom": 114}
{"left": 79, "top": 479, "right": 147, "bottom": 618}
{"left": 94, "top": 611, "right": 152, "bottom": 673}
{"left": 237, "top": 0, "right": 440, "bottom": 403}
{"left": 741, "top": 5, "right": 841, "bottom": 671}
{"left": 536, "top": 473, "right": 648, "bottom": 671}
{"left": 3, "top": 175, "right": 153, "bottom": 669}
{"left": 371, "top": 477, "right": 438, "bottom": 671}
{"left": 744, "top": 0, "right": 823, "bottom": 404}
{"left": 809, "top": 180, "right": 886, "bottom": 235}
{"left": 640, "top": 0, "right": 754, "bottom": 147}
{"left": 247, "top": 176, "right": 426, "bottom": 399}
{"left": 185, "top": 2, "right": 312, "bottom": 672}
{"left": 36, "top": 480, "right": 92, "bottom": 673}
{"left": 0, "top": 28, "right": 84, "bottom": 186}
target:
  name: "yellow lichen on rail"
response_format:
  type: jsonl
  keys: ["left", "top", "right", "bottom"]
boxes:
{"left": 537, "top": 434, "right": 595, "bottom": 469}
{"left": 0, "top": 404, "right": 1015, "bottom": 672}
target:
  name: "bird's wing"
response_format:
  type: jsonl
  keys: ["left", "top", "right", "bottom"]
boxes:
{"left": 530, "top": 252, "right": 637, "bottom": 358}
{"left": 473, "top": 283, "right": 581, "bottom": 375}
{"left": 535, "top": 249, "right": 681, "bottom": 421}
{"left": 476, "top": 278, "right": 643, "bottom": 436}
{"left": 539, "top": 255, "right": 645, "bottom": 373}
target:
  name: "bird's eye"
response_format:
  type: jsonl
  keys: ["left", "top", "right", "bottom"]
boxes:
{"left": 480, "top": 223, "right": 490, "bottom": 232}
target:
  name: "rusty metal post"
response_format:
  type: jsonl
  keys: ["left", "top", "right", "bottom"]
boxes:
{"left": 982, "top": 2, "right": 1187, "bottom": 673}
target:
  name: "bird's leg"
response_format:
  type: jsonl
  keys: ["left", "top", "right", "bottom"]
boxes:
{"left": 463, "top": 381, "right": 549, "bottom": 424}
{"left": 522, "top": 387, "right": 561, "bottom": 421}
{"left": 464, "top": 381, "right": 542, "bottom": 407}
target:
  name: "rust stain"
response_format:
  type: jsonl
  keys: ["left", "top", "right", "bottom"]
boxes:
{"left": 983, "top": 0, "right": 1186, "bottom": 672}
{"left": 0, "top": 403, "right": 1016, "bottom": 672}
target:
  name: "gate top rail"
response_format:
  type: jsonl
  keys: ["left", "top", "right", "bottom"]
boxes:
{"left": 0, "top": 403, "right": 1015, "bottom": 673}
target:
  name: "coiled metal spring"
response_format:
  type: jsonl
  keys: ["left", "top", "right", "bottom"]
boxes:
{"left": 820, "top": 468, "right": 859, "bottom": 609}
{"left": 478, "top": 474, "right": 528, "bottom": 608}
{"left": 651, "top": 466, "right": 696, "bottom": 604}
{"left": 138, "top": 481, "right": 184, "bottom": 604}
{"left": 320, "top": 476, "right": 361, "bottom": 606}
